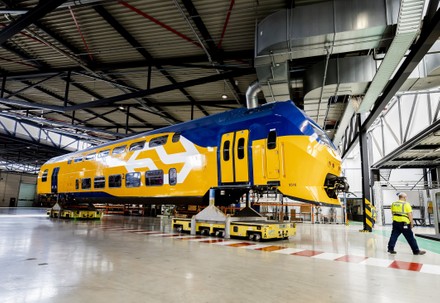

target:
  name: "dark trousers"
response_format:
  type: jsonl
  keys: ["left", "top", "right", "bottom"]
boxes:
{"left": 387, "top": 221, "right": 420, "bottom": 253}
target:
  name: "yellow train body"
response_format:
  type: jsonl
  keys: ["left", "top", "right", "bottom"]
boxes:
{"left": 37, "top": 101, "right": 348, "bottom": 207}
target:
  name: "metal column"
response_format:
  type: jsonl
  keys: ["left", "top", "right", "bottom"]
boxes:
{"left": 358, "top": 114, "right": 374, "bottom": 232}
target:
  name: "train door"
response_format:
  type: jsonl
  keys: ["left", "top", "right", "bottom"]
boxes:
{"left": 266, "top": 129, "right": 280, "bottom": 179}
{"left": 220, "top": 130, "right": 250, "bottom": 184}
{"left": 51, "top": 167, "right": 60, "bottom": 193}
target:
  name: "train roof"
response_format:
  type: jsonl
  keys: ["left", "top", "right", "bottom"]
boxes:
{"left": 44, "top": 101, "right": 332, "bottom": 164}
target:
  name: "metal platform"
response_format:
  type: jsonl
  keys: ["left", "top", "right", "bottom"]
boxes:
{"left": 416, "top": 233, "right": 440, "bottom": 242}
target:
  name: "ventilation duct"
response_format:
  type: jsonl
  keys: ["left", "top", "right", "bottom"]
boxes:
{"left": 357, "top": 0, "right": 426, "bottom": 113}
{"left": 303, "top": 56, "right": 377, "bottom": 126}
{"left": 333, "top": 0, "right": 426, "bottom": 147}
{"left": 254, "top": 0, "right": 400, "bottom": 104}
{"left": 245, "top": 81, "right": 261, "bottom": 109}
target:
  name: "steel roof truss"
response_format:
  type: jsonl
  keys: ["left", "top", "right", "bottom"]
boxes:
{"left": 94, "top": 5, "right": 207, "bottom": 119}
{"left": 0, "top": 0, "right": 69, "bottom": 46}
{"left": 179, "top": 0, "right": 244, "bottom": 105}
{"left": 7, "top": 73, "right": 60, "bottom": 98}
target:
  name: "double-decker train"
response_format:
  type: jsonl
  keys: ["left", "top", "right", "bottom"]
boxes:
{"left": 37, "top": 101, "right": 348, "bottom": 207}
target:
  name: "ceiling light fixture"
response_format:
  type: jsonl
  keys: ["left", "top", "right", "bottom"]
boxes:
{"left": 221, "top": 81, "right": 228, "bottom": 99}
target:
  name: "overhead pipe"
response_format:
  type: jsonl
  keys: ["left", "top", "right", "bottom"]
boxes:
{"left": 68, "top": 7, "right": 94, "bottom": 61}
{"left": 0, "top": 0, "right": 115, "bottom": 15}
{"left": 217, "top": 0, "right": 235, "bottom": 49}
{"left": 246, "top": 81, "right": 261, "bottom": 109}
{"left": 118, "top": 0, "right": 201, "bottom": 49}
{"left": 173, "top": 0, "right": 241, "bottom": 104}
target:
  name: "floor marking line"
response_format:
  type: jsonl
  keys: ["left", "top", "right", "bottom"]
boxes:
{"left": 96, "top": 228, "right": 440, "bottom": 276}
{"left": 389, "top": 260, "right": 423, "bottom": 272}
{"left": 293, "top": 250, "right": 323, "bottom": 257}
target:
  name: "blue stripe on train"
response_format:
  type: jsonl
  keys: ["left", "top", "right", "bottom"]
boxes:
{"left": 150, "top": 101, "right": 315, "bottom": 147}
{"left": 66, "top": 192, "right": 115, "bottom": 199}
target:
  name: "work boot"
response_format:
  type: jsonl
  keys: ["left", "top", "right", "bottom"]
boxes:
{"left": 387, "top": 250, "right": 397, "bottom": 254}
{"left": 413, "top": 250, "right": 426, "bottom": 255}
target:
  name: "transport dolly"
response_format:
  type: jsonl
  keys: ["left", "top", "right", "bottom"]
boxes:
{"left": 172, "top": 217, "right": 295, "bottom": 241}
{"left": 47, "top": 202, "right": 103, "bottom": 219}
{"left": 172, "top": 189, "right": 296, "bottom": 241}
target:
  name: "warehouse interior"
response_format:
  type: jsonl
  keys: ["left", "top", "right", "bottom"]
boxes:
{"left": 1, "top": 0, "right": 440, "bottom": 302}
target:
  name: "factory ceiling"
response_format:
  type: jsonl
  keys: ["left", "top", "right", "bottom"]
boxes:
{"left": 0, "top": 0, "right": 439, "bottom": 173}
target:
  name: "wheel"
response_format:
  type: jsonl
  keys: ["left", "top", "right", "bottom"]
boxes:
{"left": 253, "top": 233, "right": 261, "bottom": 242}
{"left": 176, "top": 226, "right": 183, "bottom": 233}
{"left": 200, "top": 229, "right": 209, "bottom": 236}
{"left": 248, "top": 233, "right": 255, "bottom": 241}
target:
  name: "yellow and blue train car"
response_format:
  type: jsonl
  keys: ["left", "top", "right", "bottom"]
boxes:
{"left": 37, "top": 101, "right": 348, "bottom": 207}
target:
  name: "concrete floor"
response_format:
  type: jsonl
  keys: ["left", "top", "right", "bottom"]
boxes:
{"left": 1, "top": 208, "right": 440, "bottom": 303}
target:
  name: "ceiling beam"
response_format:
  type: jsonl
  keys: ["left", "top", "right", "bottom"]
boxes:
{"left": 371, "top": 119, "right": 440, "bottom": 169}
{"left": 67, "top": 68, "right": 253, "bottom": 111}
{"left": 18, "top": 79, "right": 131, "bottom": 132}
{"left": 343, "top": 7, "right": 440, "bottom": 159}
{"left": 6, "top": 73, "right": 60, "bottom": 98}
{"left": 410, "top": 145, "right": 440, "bottom": 150}
{"left": 94, "top": 5, "right": 209, "bottom": 117}
{"left": 363, "top": 7, "right": 440, "bottom": 131}
{"left": 0, "top": 0, "right": 68, "bottom": 46}
{"left": 180, "top": 0, "right": 245, "bottom": 105}
{"left": 393, "top": 157, "right": 438, "bottom": 162}
{"left": 2, "top": 42, "right": 48, "bottom": 69}
{"left": 137, "top": 99, "right": 265, "bottom": 107}
{"left": 0, "top": 50, "right": 254, "bottom": 79}
{"left": 0, "top": 68, "right": 253, "bottom": 111}
{"left": 180, "top": 0, "right": 217, "bottom": 53}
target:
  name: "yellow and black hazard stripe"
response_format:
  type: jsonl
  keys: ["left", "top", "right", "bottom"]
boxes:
{"left": 359, "top": 199, "right": 374, "bottom": 233}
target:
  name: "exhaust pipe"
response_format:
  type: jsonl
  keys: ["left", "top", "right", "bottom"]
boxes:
{"left": 245, "top": 81, "right": 261, "bottom": 109}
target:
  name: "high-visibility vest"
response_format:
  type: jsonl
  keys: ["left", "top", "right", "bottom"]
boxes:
{"left": 391, "top": 201, "right": 411, "bottom": 224}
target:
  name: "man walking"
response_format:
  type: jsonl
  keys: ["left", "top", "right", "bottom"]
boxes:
{"left": 387, "top": 192, "right": 426, "bottom": 255}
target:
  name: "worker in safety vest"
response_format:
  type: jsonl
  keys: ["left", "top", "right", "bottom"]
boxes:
{"left": 387, "top": 192, "right": 426, "bottom": 255}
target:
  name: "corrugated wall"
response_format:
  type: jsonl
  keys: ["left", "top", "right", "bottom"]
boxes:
{"left": 0, "top": 172, "right": 37, "bottom": 207}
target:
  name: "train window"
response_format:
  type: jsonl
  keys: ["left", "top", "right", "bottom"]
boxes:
{"left": 41, "top": 169, "right": 48, "bottom": 182}
{"left": 94, "top": 176, "right": 106, "bottom": 189}
{"left": 67, "top": 159, "right": 72, "bottom": 165}
{"left": 113, "top": 145, "right": 126, "bottom": 154}
{"left": 85, "top": 153, "right": 96, "bottom": 161}
{"left": 126, "top": 172, "right": 141, "bottom": 187}
{"left": 149, "top": 135, "right": 168, "bottom": 148}
{"left": 169, "top": 168, "right": 177, "bottom": 186}
{"left": 145, "top": 170, "right": 164, "bottom": 186}
{"left": 81, "top": 178, "right": 91, "bottom": 189}
{"left": 237, "top": 138, "right": 245, "bottom": 159}
{"left": 223, "top": 140, "right": 231, "bottom": 161}
{"left": 74, "top": 157, "right": 83, "bottom": 163}
{"left": 75, "top": 179, "right": 79, "bottom": 190}
{"left": 109, "top": 174, "right": 122, "bottom": 188}
{"left": 98, "top": 149, "right": 110, "bottom": 158}
{"left": 172, "top": 133, "right": 180, "bottom": 143}
{"left": 310, "top": 123, "right": 336, "bottom": 150}
{"left": 129, "top": 141, "right": 144, "bottom": 151}
{"left": 267, "top": 130, "right": 277, "bottom": 150}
